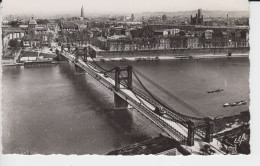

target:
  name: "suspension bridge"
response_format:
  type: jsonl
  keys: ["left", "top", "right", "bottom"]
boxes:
{"left": 55, "top": 45, "right": 226, "bottom": 154}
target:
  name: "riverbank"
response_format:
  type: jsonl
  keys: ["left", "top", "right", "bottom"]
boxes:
{"left": 97, "top": 47, "right": 249, "bottom": 58}
{"left": 95, "top": 53, "right": 248, "bottom": 62}
{"left": 106, "top": 117, "right": 250, "bottom": 155}
{"left": 214, "top": 124, "right": 250, "bottom": 154}
{"left": 212, "top": 111, "right": 249, "bottom": 133}
{"left": 1, "top": 59, "right": 67, "bottom": 67}
{"left": 2, "top": 53, "right": 248, "bottom": 65}
{"left": 1, "top": 50, "right": 57, "bottom": 66}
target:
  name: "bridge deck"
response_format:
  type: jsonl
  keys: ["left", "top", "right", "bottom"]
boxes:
{"left": 58, "top": 49, "right": 225, "bottom": 154}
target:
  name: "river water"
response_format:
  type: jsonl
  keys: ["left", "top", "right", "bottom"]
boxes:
{"left": 2, "top": 57, "right": 249, "bottom": 154}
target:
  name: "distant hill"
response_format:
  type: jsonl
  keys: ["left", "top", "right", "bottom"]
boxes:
{"left": 140, "top": 10, "right": 249, "bottom": 18}
{"left": 3, "top": 10, "right": 249, "bottom": 20}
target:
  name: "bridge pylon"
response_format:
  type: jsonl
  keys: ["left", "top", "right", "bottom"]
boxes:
{"left": 205, "top": 118, "right": 214, "bottom": 143}
{"left": 193, "top": 117, "right": 215, "bottom": 144}
{"left": 87, "top": 46, "right": 97, "bottom": 58}
{"left": 115, "top": 66, "right": 132, "bottom": 91}
{"left": 114, "top": 93, "right": 129, "bottom": 110}
{"left": 114, "top": 66, "right": 133, "bottom": 110}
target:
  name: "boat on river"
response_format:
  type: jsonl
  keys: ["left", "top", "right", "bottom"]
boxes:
{"left": 208, "top": 88, "right": 224, "bottom": 93}
{"left": 135, "top": 57, "right": 160, "bottom": 61}
{"left": 223, "top": 100, "right": 247, "bottom": 107}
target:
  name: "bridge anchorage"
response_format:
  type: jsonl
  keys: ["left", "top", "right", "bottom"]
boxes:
{"left": 56, "top": 45, "right": 225, "bottom": 153}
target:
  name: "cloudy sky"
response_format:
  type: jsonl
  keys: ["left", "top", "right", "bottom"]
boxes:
{"left": 1, "top": 0, "right": 249, "bottom": 15}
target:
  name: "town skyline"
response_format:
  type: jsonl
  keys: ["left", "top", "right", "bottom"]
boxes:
{"left": 2, "top": 0, "right": 249, "bottom": 16}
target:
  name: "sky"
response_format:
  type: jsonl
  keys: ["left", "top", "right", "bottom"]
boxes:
{"left": 1, "top": 0, "right": 249, "bottom": 16}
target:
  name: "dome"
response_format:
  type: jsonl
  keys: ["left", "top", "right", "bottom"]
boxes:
{"left": 28, "top": 17, "right": 37, "bottom": 25}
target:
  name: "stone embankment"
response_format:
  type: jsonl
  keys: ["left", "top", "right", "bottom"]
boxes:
{"left": 97, "top": 47, "right": 249, "bottom": 58}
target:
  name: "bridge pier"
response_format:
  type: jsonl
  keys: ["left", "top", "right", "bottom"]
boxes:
{"left": 75, "top": 64, "right": 85, "bottom": 73}
{"left": 187, "top": 121, "right": 195, "bottom": 146}
{"left": 114, "top": 93, "right": 128, "bottom": 110}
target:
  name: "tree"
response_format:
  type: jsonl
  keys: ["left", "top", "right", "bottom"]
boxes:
{"left": 9, "top": 21, "right": 19, "bottom": 27}
{"left": 8, "top": 39, "right": 20, "bottom": 49}
{"left": 28, "top": 29, "right": 36, "bottom": 37}
{"left": 162, "top": 14, "right": 167, "bottom": 22}
{"left": 169, "top": 36, "right": 186, "bottom": 48}
{"left": 142, "top": 26, "right": 154, "bottom": 38}
{"left": 179, "top": 30, "right": 186, "bottom": 37}
{"left": 36, "top": 19, "right": 50, "bottom": 25}
{"left": 8, "top": 39, "right": 21, "bottom": 58}
{"left": 240, "top": 30, "right": 248, "bottom": 40}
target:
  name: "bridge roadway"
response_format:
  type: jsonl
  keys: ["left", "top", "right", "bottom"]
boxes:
{"left": 58, "top": 49, "right": 226, "bottom": 154}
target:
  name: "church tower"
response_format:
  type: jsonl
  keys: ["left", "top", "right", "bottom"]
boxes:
{"left": 81, "top": 5, "right": 84, "bottom": 18}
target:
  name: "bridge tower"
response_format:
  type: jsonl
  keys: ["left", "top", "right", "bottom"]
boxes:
{"left": 115, "top": 66, "right": 132, "bottom": 91}
{"left": 83, "top": 47, "right": 88, "bottom": 62}
{"left": 74, "top": 47, "right": 86, "bottom": 73}
{"left": 205, "top": 118, "right": 214, "bottom": 143}
{"left": 186, "top": 118, "right": 214, "bottom": 146}
{"left": 87, "top": 46, "right": 97, "bottom": 58}
{"left": 114, "top": 66, "right": 133, "bottom": 109}
{"left": 55, "top": 46, "right": 65, "bottom": 61}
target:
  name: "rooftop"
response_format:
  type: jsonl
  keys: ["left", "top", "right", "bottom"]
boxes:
{"left": 28, "top": 17, "right": 37, "bottom": 25}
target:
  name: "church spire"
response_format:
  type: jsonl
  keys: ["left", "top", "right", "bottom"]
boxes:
{"left": 81, "top": 5, "right": 84, "bottom": 18}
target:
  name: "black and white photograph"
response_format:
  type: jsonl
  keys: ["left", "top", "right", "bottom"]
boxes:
{"left": 1, "top": 0, "right": 251, "bottom": 157}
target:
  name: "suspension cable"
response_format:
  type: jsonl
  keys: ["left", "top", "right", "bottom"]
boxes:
{"left": 116, "top": 69, "right": 202, "bottom": 122}
{"left": 133, "top": 68, "right": 207, "bottom": 118}
{"left": 90, "top": 57, "right": 115, "bottom": 73}
{"left": 133, "top": 70, "right": 206, "bottom": 121}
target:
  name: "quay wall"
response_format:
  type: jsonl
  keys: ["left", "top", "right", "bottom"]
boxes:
{"left": 97, "top": 47, "right": 249, "bottom": 58}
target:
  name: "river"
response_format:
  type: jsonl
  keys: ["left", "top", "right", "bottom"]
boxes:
{"left": 2, "top": 57, "right": 249, "bottom": 154}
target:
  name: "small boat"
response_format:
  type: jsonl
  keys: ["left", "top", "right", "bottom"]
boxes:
{"left": 231, "top": 100, "right": 247, "bottom": 107}
{"left": 180, "top": 57, "right": 189, "bottom": 60}
{"left": 223, "top": 100, "right": 247, "bottom": 107}
{"left": 208, "top": 88, "right": 224, "bottom": 93}
{"left": 223, "top": 103, "right": 231, "bottom": 107}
